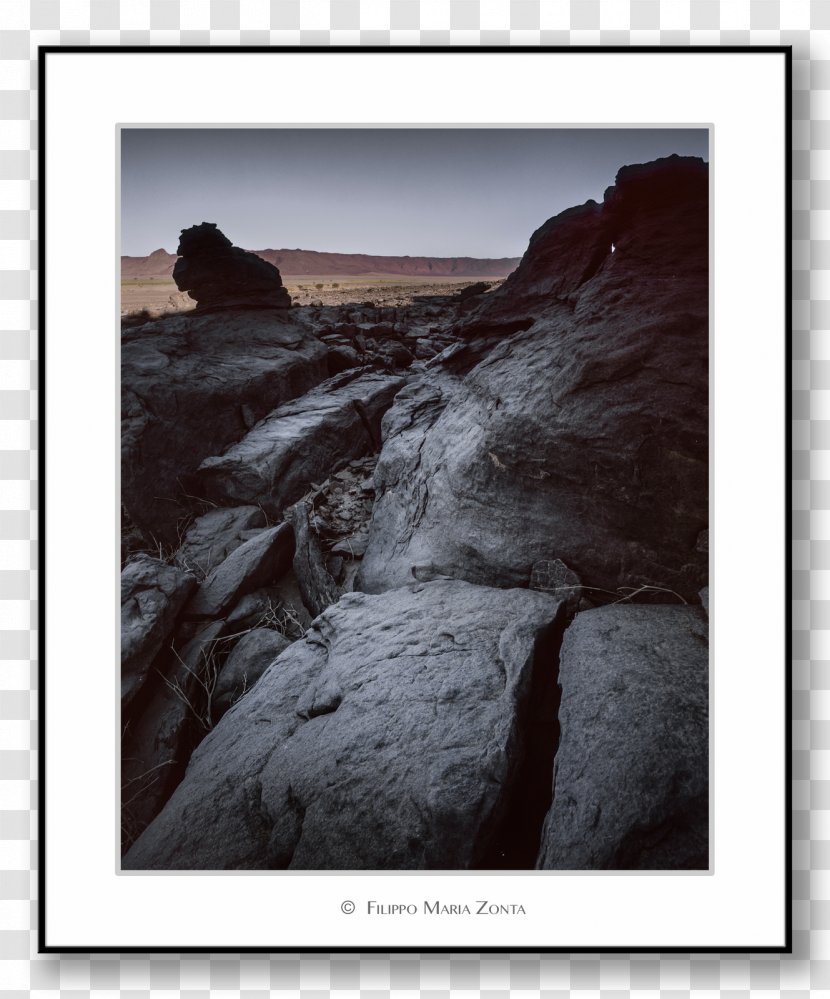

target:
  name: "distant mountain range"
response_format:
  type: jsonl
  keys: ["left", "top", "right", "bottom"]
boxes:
{"left": 121, "top": 247, "right": 521, "bottom": 280}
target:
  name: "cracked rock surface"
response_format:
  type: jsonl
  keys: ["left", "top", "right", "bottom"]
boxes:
{"left": 123, "top": 580, "right": 562, "bottom": 870}
{"left": 537, "top": 603, "right": 709, "bottom": 870}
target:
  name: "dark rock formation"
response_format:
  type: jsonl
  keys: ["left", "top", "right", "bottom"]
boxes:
{"left": 121, "top": 555, "right": 196, "bottom": 711}
{"left": 457, "top": 155, "right": 707, "bottom": 333}
{"left": 172, "top": 223, "right": 291, "bottom": 312}
{"left": 194, "top": 370, "right": 405, "bottom": 518}
{"left": 536, "top": 604, "right": 708, "bottom": 870}
{"left": 174, "top": 505, "right": 266, "bottom": 579}
{"left": 123, "top": 580, "right": 562, "bottom": 870}
{"left": 122, "top": 310, "right": 327, "bottom": 544}
{"left": 358, "top": 155, "right": 708, "bottom": 601}
{"left": 185, "top": 523, "right": 295, "bottom": 620}
{"left": 213, "top": 628, "right": 292, "bottom": 719}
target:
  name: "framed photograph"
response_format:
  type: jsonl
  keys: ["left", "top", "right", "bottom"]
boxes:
{"left": 41, "top": 46, "right": 790, "bottom": 952}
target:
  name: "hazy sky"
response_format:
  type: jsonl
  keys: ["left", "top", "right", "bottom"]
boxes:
{"left": 121, "top": 128, "right": 708, "bottom": 258}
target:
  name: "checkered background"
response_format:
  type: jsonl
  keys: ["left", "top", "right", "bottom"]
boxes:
{"left": 0, "top": 0, "right": 817, "bottom": 993}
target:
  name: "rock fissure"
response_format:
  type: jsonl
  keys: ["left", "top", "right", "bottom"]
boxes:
{"left": 475, "top": 604, "right": 569, "bottom": 869}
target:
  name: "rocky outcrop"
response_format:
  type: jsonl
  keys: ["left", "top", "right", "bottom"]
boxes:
{"left": 458, "top": 155, "right": 707, "bottom": 334}
{"left": 121, "top": 555, "right": 196, "bottom": 711}
{"left": 123, "top": 580, "right": 563, "bottom": 870}
{"left": 172, "top": 223, "right": 291, "bottom": 311}
{"left": 358, "top": 155, "right": 708, "bottom": 601}
{"left": 536, "top": 604, "right": 708, "bottom": 870}
{"left": 194, "top": 370, "right": 405, "bottom": 518}
{"left": 121, "top": 309, "right": 327, "bottom": 544}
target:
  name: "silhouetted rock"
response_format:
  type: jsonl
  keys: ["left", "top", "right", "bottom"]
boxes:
{"left": 537, "top": 604, "right": 708, "bottom": 870}
{"left": 123, "top": 580, "right": 562, "bottom": 870}
{"left": 173, "top": 222, "right": 291, "bottom": 312}
{"left": 359, "top": 156, "right": 708, "bottom": 601}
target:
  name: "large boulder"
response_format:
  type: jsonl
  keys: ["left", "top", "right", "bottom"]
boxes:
{"left": 172, "top": 222, "right": 291, "bottom": 311}
{"left": 121, "top": 555, "right": 196, "bottom": 711}
{"left": 536, "top": 604, "right": 708, "bottom": 870}
{"left": 358, "top": 156, "right": 708, "bottom": 601}
{"left": 123, "top": 580, "right": 563, "bottom": 870}
{"left": 195, "top": 370, "right": 405, "bottom": 518}
{"left": 121, "top": 309, "right": 327, "bottom": 543}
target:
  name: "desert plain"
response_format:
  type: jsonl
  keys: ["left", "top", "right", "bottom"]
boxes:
{"left": 121, "top": 273, "right": 507, "bottom": 316}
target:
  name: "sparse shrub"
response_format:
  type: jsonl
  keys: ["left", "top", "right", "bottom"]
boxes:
{"left": 315, "top": 283, "right": 324, "bottom": 290}
{"left": 332, "top": 283, "right": 339, "bottom": 288}
{"left": 121, "top": 308, "right": 153, "bottom": 329}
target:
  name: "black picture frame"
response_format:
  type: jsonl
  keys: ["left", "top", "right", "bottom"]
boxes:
{"left": 38, "top": 44, "right": 792, "bottom": 954}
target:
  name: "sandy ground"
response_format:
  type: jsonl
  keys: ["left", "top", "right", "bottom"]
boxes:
{"left": 120, "top": 280, "right": 191, "bottom": 317}
{"left": 121, "top": 274, "right": 505, "bottom": 316}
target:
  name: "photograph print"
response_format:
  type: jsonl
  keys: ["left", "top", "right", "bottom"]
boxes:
{"left": 119, "top": 126, "right": 710, "bottom": 872}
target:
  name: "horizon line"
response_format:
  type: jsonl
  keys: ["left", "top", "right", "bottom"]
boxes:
{"left": 121, "top": 246, "right": 525, "bottom": 261}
